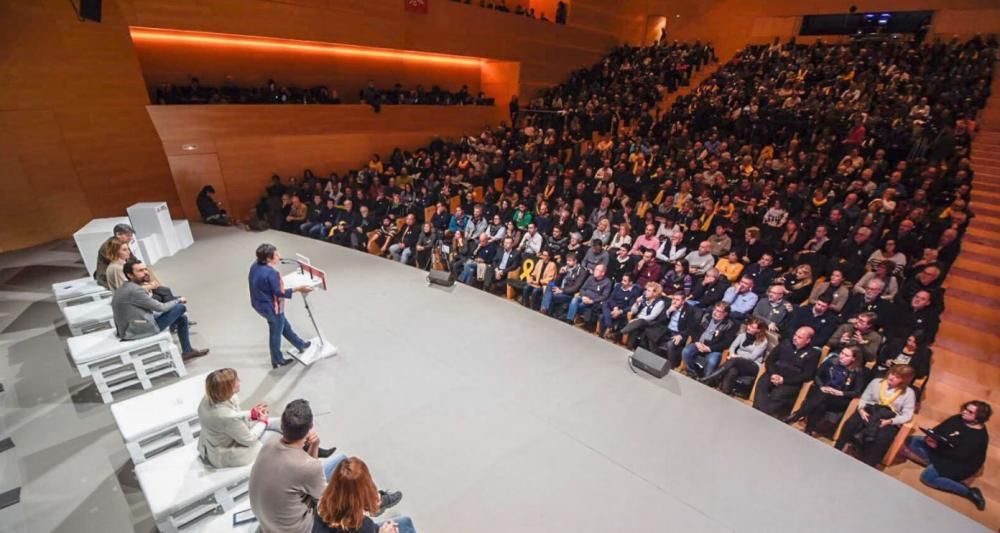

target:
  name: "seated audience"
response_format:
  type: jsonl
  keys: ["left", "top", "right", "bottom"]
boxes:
{"left": 197, "top": 185, "right": 243, "bottom": 227}
{"left": 834, "top": 365, "right": 916, "bottom": 467}
{"left": 784, "top": 346, "right": 865, "bottom": 434}
{"left": 700, "top": 317, "right": 770, "bottom": 395}
{"left": 680, "top": 301, "right": 738, "bottom": 378}
{"left": 753, "top": 327, "right": 820, "bottom": 417}
{"left": 565, "top": 264, "right": 612, "bottom": 324}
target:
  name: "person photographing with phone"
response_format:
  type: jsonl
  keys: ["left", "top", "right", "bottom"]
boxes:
{"left": 902, "top": 400, "right": 991, "bottom": 510}
{"left": 250, "top": 244, "right": 314, "bottom": 369}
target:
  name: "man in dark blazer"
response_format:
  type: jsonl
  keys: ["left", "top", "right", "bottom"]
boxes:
{"left": 484, "top": 236, "right": 521, "bottom": 293}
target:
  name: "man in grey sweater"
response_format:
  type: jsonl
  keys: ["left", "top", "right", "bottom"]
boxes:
{"left": 111, "top": 261, "right": 208, "bottom": 360}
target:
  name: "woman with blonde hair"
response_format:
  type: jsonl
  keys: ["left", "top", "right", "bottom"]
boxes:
{"left": 199, "top": 369, "right": 335, "bottom": 468}
{"left": 197, "top": 368, "right": 274, "bottom": 468}
{"left": 102, "top": 239, "right": 179, "bottom": 302}
{"left": 314, "top": 457, "right": 416, "bottom": 533}
{"left": 834, "top": 364, "right": 916, "bottom": 466}
{"left": 102, "top": 239, "right": 132, "bottom": 290}
{"left": 781, "top": 263, "right": 814, "bottom": 305}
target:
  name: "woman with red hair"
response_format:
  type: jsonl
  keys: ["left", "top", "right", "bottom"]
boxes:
{"left": 313, "top": 457, "right": 416, "bottom": 533}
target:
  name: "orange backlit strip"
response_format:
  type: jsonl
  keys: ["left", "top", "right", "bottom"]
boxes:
{"left": 128, "top": 27, "right": 483, "bottom": 67}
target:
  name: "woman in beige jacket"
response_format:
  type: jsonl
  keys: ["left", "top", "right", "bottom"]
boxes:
{"left": 197, "top": 368, "right": 272, "bottom": 468}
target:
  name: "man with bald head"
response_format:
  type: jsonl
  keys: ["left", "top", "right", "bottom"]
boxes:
{"left": 565, "top": 263, "right": 613, "bottom": 325}
{"left": 753, "top": 326, "right": 822, "bottom": 417}
{"left": 685, "top": 240, "right": 715, "bottom": 276}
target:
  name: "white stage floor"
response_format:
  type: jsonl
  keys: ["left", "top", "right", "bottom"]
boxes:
{"left": 0, "top": 224, "right": 990, "bottom": 532}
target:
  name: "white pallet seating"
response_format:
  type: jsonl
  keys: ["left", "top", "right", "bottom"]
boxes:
{"left": 135, "top": 442, "right": 252, "bottom": 533}
{"left": 110, "top": 372, "right": 208, "bottom": 464}
{"left": 62, "top": 299, "right": 115, "bottom": 336}
{"left": 66, "top": 329, "right": 185, "bottom": 403}
{"left": 52, "top": 277, "right": 111, "bottom": 310}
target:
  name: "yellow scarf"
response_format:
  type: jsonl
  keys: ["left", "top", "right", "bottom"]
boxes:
{"left": 878, "top": 380, "right": 903, "bottom": 413}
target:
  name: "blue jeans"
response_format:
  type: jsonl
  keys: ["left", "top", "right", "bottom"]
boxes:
{"left": 389, "top": 244, "right": 412, "bottom": 264}
{"left": 155, "top": 303, "right": 193, "bottom": 353}
{"left": 540, "top": 287, "right": 572, "bottom": 314}
{"left": 322, "top": 452, "right": 348, "bottom": 480}
{"left": 566, "top": 296, "right": 593, "bottom": 322}
{"left": 906, "top": 436, "right": 973, "bottom": 497}
{"left": 308, "top": 223, "right": 329, "bottom": 239}
{"left": 380, "top": 516, "right": 416, "bottom": 533}
{"left": 262, "top": 312, "right": 307, "bottom": 365}
{"left": 458, "top": 262, "right": 477, "bottom": 284}
{"left": 681, "top": 343, "right": 722, "bottom": 377}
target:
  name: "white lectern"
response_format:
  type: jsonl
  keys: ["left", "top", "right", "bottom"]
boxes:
{"left": 281, "top": 260, "right": 337, "bottom": 365}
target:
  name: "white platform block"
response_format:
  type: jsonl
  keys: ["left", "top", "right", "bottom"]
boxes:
{"left": 135, "top": 443, "right": 251, "bottom": 533}
{"left": 52, "top": 277, "right": 112, "bottom": 310}
{"left": 129, "top": 202, "right": 181, "bottom": 256}
{"left": 137, "top": 234, "right": 167, "bottom": 266}
{"left": 110, "top": 372, "right": 208, "bottom": 464}
{"left": 62, "top": 299, "right": 115, "bottom": 336}
{"left": 173, "top": 220, "right": 194, "bottom": 250}
{"left": 73, "top": 217, "right": 131, "bottom": 275}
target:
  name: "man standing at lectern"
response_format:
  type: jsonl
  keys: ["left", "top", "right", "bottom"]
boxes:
{"left": 250, "top": 244, "right": 313, "bottom": 369}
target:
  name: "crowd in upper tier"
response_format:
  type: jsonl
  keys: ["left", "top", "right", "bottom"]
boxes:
{"left": 154, "top": 78, "right": 494, "bottom": 107}
{"left": 198, "top": 36, "right": 998, "bottom": 511}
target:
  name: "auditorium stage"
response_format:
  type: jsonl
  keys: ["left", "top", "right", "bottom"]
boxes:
{"left": 0, "top": 224, "right": 990, "bottom": 533}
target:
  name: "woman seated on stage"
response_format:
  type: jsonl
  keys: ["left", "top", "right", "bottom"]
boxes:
{"left": 903, "top": 400, "right": 991, "bottom": 511}
{"left": 101, "top": 239, "right": 178, "bottom": 303}
{"left": 700, "top": 317, "right": 769, "bottom": 395}
{"left": 784, "top": 346, "right": 865, "bottom": 435}
{"left": 314, "top": 457, "right": 416, "bottom": 533}
{"left": 198, "top": 368, "right": 333, "bottom": 468}
{"left": 834, "top": 364, "right": 916, "bottom": 467}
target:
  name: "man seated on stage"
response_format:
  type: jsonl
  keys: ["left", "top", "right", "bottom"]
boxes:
{"left": 565, "top": 263, "right": 612, "bottom": 325}
{"left": 753, "top": 326, "right": 821, "bottom": 417}
{"left": 249, "top": 399, "right": 401, "bottom": 533}
{"left": 111, "top": 261, "right": 209, "bottom": 361}
{"left": 95, "top": 223, "right": 137, "bottom": 289}
{"left": 249, "top": 244, "right": 314, "bottom": 369}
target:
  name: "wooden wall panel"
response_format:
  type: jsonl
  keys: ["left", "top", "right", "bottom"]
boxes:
{"left": 119, "top": 0, "right": 616, "bottom": 101}
{"left": 147, "top": 105, "right": 496, "bottom": 221}
{"left": 132, "top": 38, "right": 484, "bottom": 103}
{"left": 0, "top": 0, "right": 180, "bottom": 252}
{"left": 166, "top": 153, "right": 228, "bottom": 222}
